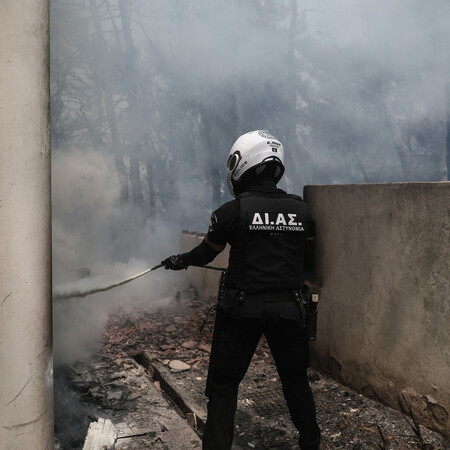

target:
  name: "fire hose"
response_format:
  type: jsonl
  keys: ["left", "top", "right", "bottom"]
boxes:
{"left": 53, "top": 263, "right": 226, "bottom": 301}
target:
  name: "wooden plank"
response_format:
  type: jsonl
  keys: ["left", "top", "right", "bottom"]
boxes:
{"left": 145, "top": 355, "right": 207, "bottom": 433}
{"left": 83, "top": 418, "right": 118, "bottom": 450}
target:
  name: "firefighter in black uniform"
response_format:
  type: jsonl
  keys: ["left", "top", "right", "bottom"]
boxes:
{"left": 162, "top": 130, "right": 321, "bottom": 450}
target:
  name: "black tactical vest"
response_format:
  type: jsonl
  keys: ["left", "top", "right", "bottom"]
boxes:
{"left": 227, "top": 191, "right": 310, "bottom": 292}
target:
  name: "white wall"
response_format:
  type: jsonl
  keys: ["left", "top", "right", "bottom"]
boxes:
{"left": 304, "top": 182, "right": 450, "bottom": 438}
{"left": 0, "top": 1, "right": 53, "bottom": 448}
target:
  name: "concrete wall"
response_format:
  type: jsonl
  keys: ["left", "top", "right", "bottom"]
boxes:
{"left": 0, "top": 1, "right": 53, "bottom": 449}
{"left": 180, "top": 182, "right": 450, "bottom": 438}
{"left": 304, "top": 182, "right": 450, "bottom": 438}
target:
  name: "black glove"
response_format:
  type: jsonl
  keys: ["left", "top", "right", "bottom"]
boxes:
{"left": 161, "top": 255, "right": 187, "bottom": 271}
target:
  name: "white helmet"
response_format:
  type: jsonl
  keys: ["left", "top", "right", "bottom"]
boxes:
{"left": 226, "top": 130, "right": 285, "bottom": 197}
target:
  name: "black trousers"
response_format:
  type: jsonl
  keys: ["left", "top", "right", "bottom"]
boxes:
{"left": 202, "top": 300, "right": 320, "bottom": 450}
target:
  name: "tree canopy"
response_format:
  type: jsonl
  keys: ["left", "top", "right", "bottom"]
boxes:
{"left": 50, "top": 0, "right": 450, "bottom": 250}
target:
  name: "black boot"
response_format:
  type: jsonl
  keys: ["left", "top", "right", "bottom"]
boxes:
{"left": 298, "top": 434, "right": 320, "bottom": 450}
{"left": 299, "top": 438, "right": 320, "bottom": 450}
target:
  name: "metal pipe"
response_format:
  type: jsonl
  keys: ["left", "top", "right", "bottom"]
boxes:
{"left": 53, "top": 263, "right": 227, "bottom": 300}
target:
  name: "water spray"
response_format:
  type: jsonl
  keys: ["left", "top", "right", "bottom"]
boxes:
{"left": 53, "top": 263, "right": 226, "bottom": 301}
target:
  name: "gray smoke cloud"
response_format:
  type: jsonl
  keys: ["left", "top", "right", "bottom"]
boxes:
{"left": 52, "top": 149, "right": 180, "bottom": 364}
{"left": 51, "top": 0, "right": 450, "bottom": 364}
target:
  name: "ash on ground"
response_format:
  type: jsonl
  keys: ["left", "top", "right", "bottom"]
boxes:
{"left": 54, "top": 289, "right": 450, "bottom": 449}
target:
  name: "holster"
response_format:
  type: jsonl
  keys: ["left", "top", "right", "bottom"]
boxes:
{"left": 295, "top": 287, "right": 319, "bottom": 341}
{"left": 218, "top": 288, "right": 245, "bottom": 318}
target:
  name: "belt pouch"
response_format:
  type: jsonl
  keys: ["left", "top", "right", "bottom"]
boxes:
{"left": 218, "top": 288, "right": 244, "bottom": 318}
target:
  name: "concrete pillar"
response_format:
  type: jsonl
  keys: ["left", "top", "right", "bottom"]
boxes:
{"left": 0, "top": 1, "right": 53, "bottom": 449}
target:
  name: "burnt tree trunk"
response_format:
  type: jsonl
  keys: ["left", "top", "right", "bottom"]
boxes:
{"left": 377, "top": 70, "right": 413, "bottom": 181}
{"left": 89, "top": 0, "right": 129, "bottom": 202}
{"left": 130, "top": 149, "right": 144, "bottom": 208}
{"left": 199, "top": 102, "right": 221, "bottom": 208}
{"left": 146, "top": 154, "right": 156, "bottom": 224}
{"left": 445, "top": 81, "right": 450, "bottom": 180}
{"left": 118, "top": 0, "right": 147, "bottom": 214}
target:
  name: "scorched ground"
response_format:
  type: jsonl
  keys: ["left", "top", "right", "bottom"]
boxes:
{"left": 54, "top": 288, "right": 449, "bottom": 449}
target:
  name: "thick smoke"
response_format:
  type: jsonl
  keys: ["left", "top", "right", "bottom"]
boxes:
{"left": 51, "top": 0, "right": 450, "bottom": 364}
{"left": 52, "top": 149, "right": 179, "bottom": 364}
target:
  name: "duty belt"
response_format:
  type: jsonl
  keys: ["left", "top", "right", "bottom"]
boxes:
{"left": 243, "top": 290, "right": 297, "bottom": 302}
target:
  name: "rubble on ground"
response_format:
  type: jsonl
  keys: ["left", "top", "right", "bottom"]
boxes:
{"left": 54, "top": 288, "right": 450, "bottom": 449}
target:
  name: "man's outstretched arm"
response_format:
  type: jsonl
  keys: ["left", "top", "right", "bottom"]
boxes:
{"left": 161, "top": 237, "right": 225, "bottom": 270}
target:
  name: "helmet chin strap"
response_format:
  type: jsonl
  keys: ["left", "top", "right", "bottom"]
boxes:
{"left": 255, "top": 164, "right": 267, "bottom": 175}
{"left": 273, "top": 166, "right": 282, "bottom": 179}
